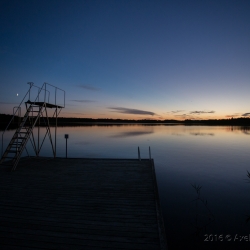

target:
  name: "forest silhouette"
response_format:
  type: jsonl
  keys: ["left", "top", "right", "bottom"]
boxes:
{"left": 1, "top": 113, "right": 250, "bottom": 129}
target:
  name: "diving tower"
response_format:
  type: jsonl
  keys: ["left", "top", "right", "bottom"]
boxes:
{"left": 0, "top": 82, "right": 65, "bottom": 171}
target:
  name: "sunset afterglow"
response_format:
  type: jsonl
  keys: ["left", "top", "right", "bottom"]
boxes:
{"left": 0, "top": 0, "right": 249, "bottom": 120}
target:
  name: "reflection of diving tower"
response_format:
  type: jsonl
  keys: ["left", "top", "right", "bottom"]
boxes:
{"left": 0, "top": 82, "right": 65, "bottom": 171}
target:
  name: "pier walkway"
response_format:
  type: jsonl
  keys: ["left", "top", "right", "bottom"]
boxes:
{"left": 0, "top": 157, "right": 167, "bottom": 249}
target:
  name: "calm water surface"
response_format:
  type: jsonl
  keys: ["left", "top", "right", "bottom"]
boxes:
{"left": 2, "top": 125, "right": 250, "bottom": 249}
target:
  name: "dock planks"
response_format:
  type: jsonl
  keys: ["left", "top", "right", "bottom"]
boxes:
{"left": 0, "top": 157, "right": 167, "bottom": 249}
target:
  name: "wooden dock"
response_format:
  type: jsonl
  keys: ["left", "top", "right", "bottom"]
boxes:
{"left": 0, "top": 157, "right": 167, "bottom": 249}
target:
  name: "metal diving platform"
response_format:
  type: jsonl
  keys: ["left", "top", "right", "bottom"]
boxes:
{"left": 0, "top": 82, "right": 65, "bottom": 171}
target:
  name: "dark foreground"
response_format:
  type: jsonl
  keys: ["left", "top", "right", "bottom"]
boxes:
{"left": 0, "top": 157, "right": 167, "bottom": 250}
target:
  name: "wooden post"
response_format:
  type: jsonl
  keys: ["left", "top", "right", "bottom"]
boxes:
{"left": 38, "top": 109, "right": 40, "bottom": 156}
{"left": 138, "top": 147, "right": 141, "bottom": 161}
{"left": 55, "top": 107, "right": 57, "bottom": 157}
{"left": 65, "top": 134, "right": 68, "bottom": 158}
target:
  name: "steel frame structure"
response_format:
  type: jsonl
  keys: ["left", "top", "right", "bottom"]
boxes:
{"left": 0, "top": 82, "right": 65, "bottom": 171}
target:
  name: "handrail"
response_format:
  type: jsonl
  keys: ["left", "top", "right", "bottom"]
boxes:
{"left": 27, "top": 82, "right": 50, "bottom": 103}
{"left": 13, "top": 106, "right": 21, "bottom": 128}
{"left": 44, "top": 82, "right": 65, "bottom": 108}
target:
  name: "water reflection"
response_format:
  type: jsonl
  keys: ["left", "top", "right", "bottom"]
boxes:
{"left": 75, "top": 141, "right": 92, "bottom": 145}
{"left": 190, "top": 132, "right": 214, "bottom": 136}
{"left": 241, "top": 127, "right": 250, "bottom": 135}
{"left": 1, "top": 124, "right": 250, "bottom": 249}
{"left": 225, "top": 126, "right": 250, "bottom": 135}
{"left": 191, "top": 183, "right": 215, "bottom": 238}
{"left": 171, "top": 133, "right": 184, "bottom": 136}
{"left": 110, "top": 130, "right": 154, "bottom": 138}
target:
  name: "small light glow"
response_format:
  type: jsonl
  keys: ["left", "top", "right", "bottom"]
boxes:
{"left": 17, "top": 93, "right": 18, "bottom": 96}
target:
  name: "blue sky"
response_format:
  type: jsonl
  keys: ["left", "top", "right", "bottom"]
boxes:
{"left": 0, "top": 0, "right": 250, "bottom": 120}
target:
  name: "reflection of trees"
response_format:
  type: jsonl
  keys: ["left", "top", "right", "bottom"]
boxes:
{"left": 190, "top": 133, "right": 214, "bottom": 136}
{"left": 191, "top": 184, "right": 214, "bottom": 238}
{"left": 241, "top": 126, "right": 250, "bottom": 135}
{"left": 225, "top": 126, "right": 250, "bottom": 135}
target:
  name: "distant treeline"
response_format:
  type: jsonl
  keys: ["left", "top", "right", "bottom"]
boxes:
{"left": 1, "top": 113, "right": 250, "bottom": 129}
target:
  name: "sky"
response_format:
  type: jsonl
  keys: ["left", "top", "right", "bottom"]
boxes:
{"left": 0, "top": 0, "right": 250, "bottom": 120}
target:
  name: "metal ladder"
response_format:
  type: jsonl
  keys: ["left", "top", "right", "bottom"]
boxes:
{"left": 0, "top": 103, "right": 45, "bottom": 171}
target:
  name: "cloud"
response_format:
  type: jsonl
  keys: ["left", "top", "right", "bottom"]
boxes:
{"left": 71, "top": 100, "right": 96, "bottom": 103}
{"left": 174, "top": 114, "right": 189, "bottom": 117}
{"left": 171, "top": 110, "right": 185, "bottom": 113}
{"left": 77, "top": 84, "right": 100, "bottom": 91}
{"left": 190, "top": 110, "right": 215, "bottom": 114}
{"left": 242, "top": 112, "right": 250, "bottom": 117}
{"left": 225, "top": 114, "right": 240, "bottom": 118}
{"left": 108, "top": 107, "right": 155, "bottom": 116}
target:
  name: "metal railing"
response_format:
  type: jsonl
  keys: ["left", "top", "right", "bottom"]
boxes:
{"left": 44, "top": 82, "right": 65, "bottom": 108}
{"left": 1, "top": 82, "right": 65, "bottom": 158}
{"left": 27, "top": 82, "right": 50, "bottom": 103}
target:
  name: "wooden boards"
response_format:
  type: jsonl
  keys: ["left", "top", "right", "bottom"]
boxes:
{"left": 0, "top": 157, "right": 167, "bottom": 249}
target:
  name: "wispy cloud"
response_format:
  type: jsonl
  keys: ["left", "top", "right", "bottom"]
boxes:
{"left": 108, "top": 107, "right": 155, "bottom": 116}
{"left": 77, "top": 84, "right": 100, "bottom": 91}
{"left": 71, "top": 100, "right": 96, "bottom": 103}
{"left": 242, "top": 112, "right": 250, "bottom": 117}
{"left": 171, "top": 110, "right": 185, "bottom": 113}
{"left": 190, "top": 110, "right": 215, "bottom": 114}
{"left": 225, "top": 113, "right": 240, "bottom": 118}
{"left": 174, "top": 114, "right": 189, "bottom": 117}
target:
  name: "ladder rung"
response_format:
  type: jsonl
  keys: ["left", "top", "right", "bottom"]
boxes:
{"left": 3, "top": 156, "right": 17, "bottom": 159}
{"left": 12, "top": 143, "right": 22, "bottom": 145}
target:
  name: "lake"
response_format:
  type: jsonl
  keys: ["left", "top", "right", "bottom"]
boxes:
{"left": 1, "top": 124, "right": 250, "bottom": 249}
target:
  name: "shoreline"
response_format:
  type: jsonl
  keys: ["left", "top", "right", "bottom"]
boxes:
{"left": 1, "top": 121, "right": 250, "bottom": 131}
